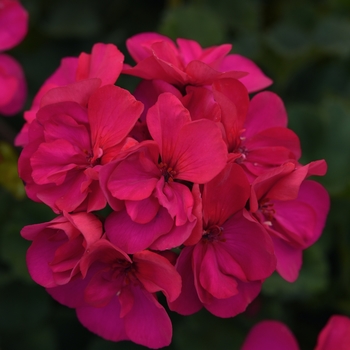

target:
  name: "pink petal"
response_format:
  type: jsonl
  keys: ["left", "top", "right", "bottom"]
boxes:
{"left": 123, "top": 286, "right": 173, "bottom": 349}
{"left": 40, "top": 79, "right": 101, "bottom": 108}
{"left": 241, "top": 320, "right": 300, "bottom": 350}
{"left": 222, "top": 212, "right": 276, "bottom": 280}
{"left": 219, "top": 54, "right": 272, "bottom": 93}
{"left": 125, "top": 196, "right": 160, "bottom": 224}
{"left": 126, "top": 32, "right": 175, "bottom": 63}
{"left": 147, "top": 92, "right": 191, "bottom": 161}
{"left": 315, "top": 315, "right": 350, "bottom": 350}
{"left": 271, "top": 235, "right": 302, "bottom": 282}
{"left": 183, "top": 184, "right": 203, "bottom": 246}
{"left": 64, "top": 212, "right": 103, "bottom": 246}
{"left": 273, "top": 200, "right": 317, "bottom": 247}
{"left": 204, "top": 280, "right": 261, "bottom": 318}
{"left": 168, "top": 247, "right": 203, "bottom": 315}
{"left": 198, "top": 43, "right": 232, "bottom": 67}
{"left": 244, "top": 92, "right": 288, "bottom": 137}
{"left": 76, "top": 43, "right": 124, "bottom": 85}
{"left": 182, "top": 85, "right": 221, "bottom": 122}
{"left": 77, "top": 296, "right": 128, "bottom": 342}
{"left": 176, "top": 38, "right": 203, "bottom": 65}
{"left": 134, "top": 250, "right": 181, "bottom": 302}
{"left": 88, "top": 85, "right": 143, "bottom": 161}
{"left": 0, "top": 0, "right": 28, "bottom": 50}
{"left": 26, "top": 230, "right": 64, "bottom": 288}
{"left": 245, "top": 127, "right": 301, "bottom": 161}
{"left": 105, "top": 207, "right": 173, "bottom": 254}
{"left": 171, "top": 119, "right": 227, "bottom": 183}
{"left": 134, "top": 79, "right": 182, "bottom": 121}
{"left": 297, "top": 180, "right": 330, "bottom": 245}
{"left": 155, "top": 180, "right": 194, "bottom": 227}
{"left": 150, "top": 218, "right": 196, "bottom": 251}
{"left": 186, "top": 60, "right": 246, "bottom": 85}
{"left": 104, "top": 142, "right": 160, "bottom": 201}
{"left": 199, "top": 243, "right": 239, "bottom": 299}
{"left": 202, "top": 163, "right": 250, "bottom": 225}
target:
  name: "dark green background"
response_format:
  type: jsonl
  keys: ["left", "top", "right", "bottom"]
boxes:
{"left": 1, "top": 0, "right": 350, "bottom": 349}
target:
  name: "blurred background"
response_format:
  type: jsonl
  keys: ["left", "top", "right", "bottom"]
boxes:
{"left": 1, "top": 0, "right": 350, "bottom": 349}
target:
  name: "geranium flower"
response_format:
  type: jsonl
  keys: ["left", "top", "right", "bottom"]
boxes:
{"left": 241, "top": 315, "right": 350, "bottom": 350}
{"left": 100, "top": 92, "right": 228, "bottom": 252}
{"left": 21, "top": 211, "right": 103, "bottom": 288}
{"left": 47, "top": 239, "right": 181, "bottom": 349}
{"left": 249, "top": 161, "right": 330, "bottom": 281}
{"left": 169, "top": 163, "right": 276, "bottom": 317}
{"left": 18, "top": 83, "right": 143, "bottom": 213}
{"left": 16, "top": 42, "right": 123, "bottom": 145}
{"left": 123, "top": 32, "right": 272, "bottom": 92}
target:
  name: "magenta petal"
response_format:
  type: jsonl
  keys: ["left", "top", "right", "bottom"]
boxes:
{"left": 125, "top": 196, "right": 160, "bottom": 224}
{"left": 222, "top": 212, "right": 276, "bottom": 280}
{"left": 272, "top": 235, "right": 302, "bottom": 282}
{"left": 147, "top": 92, "right": 191, "bottom": 161}
{"left": 204, "top": 280, "right": 261, "bottom": 318}
{"left": 182, "top": 86, "right": 221, "bottom": 122}
{"left": 172, "top": 119, "right": 227, "bottom": 183}
{"left": 150, "top": 218, "right": 196, "bottom": 251}
{"left": 123, "top": 286, "right": 173, "bottom": 349}
{"left": 84, "top": 270, "right": 123, "bottom": 307}
{"left": 176, "top": 38, "right": 203, "bottom": 65}
{"left": 88, "top": 85, "right": 143, "bottom": 158}
{"left": 40, "top": 79, "right": 101, "bottom": 108}
{"left": 219, "top": 54, "right": 272, "bottom": 93}
{"left": 76, "top": 43, "right": 124, "bottom": 85}
{"left": 155, "top": 180, "right": 194, "bottom": 227}
{"left": 241, "top": 320, "right": 300, "bottom": 350}
{"left": 30, "top": 139, "right": 85, "bottom": 185}
{"left": 315, "top": 315, "right": 350, "bottom": 350}
{"left": 273, "top": 200, "right": 317, "bottom": 247}
{"left": 126, "top": 32, "right": 175, "bottom": 63}
{"left": 105, "top": 207, "right": 173, "bottom": 254}
{"left": 105, "top": 143, "right": 160, "bottom": 201}
{"left": 202, "top": 163, "right": 250, "bottom": 225}
{"left": 168, "top": 247, "right": 203, "bottom": 315}
{"left": 134, "top": 79, "right": 182, "bottom": 121}
{"left": 199, "top": 244, "right": 239, "bottom": 299}
{"left": 77, "top": 296, "right": 128, "bottom": 342}
{"left": 26, "top": 232, "right": 63, "bottom": 288}
{"left": 134, "top": 250, "right": 181, "bottom": 302}
{"left": 245, "top": 92, "right": 288, "bottom": 137}
{"left": 297, "top": 180, "right": 330, "bottom": 245}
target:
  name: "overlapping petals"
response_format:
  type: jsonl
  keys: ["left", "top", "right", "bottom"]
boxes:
{"left": 18, "top": 33, "right": 330, "bottom": 348}
{"left": 18, "top": 84, "right": 143, "bottom": 213}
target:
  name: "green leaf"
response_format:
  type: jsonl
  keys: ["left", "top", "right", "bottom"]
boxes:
{"left": 313, "top": 17, "right": 350, "bottom": 57}
{"left": 159, "top": 4, "right": 226, "bottom": 47}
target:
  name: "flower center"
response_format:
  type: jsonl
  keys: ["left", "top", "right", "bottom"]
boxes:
{"left": 236, "top": 144, "right": 248, "bottom": 164}
{"left": 259, "top": 198, "right": 275, "bottom": 226}
{"left": 158, "top": 161, "right": 177, "bottom": 182}
{"left": 202, "top": 225, "right": 225, "bottom": 243}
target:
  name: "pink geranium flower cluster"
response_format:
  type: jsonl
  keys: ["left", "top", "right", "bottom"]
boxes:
{"left": 0, "top": 0, "right": 27, "bottom": 116}
{"left": 18, "top": 33, "right": 330, "bottom": 348}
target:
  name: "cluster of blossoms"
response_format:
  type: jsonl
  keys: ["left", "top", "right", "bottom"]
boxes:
{"left": 241, "top": 315, "right": 350, "bottom": 350}
{"left": 18, "top": 33, "right": 330, "bottom": 348}
{"left": 0, "top": 0, "right": 27, "bottom": 116}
